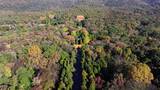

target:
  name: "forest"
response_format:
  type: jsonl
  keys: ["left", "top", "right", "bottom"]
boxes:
{"left": 0, "top": 1, "right": 160, "bottom": 90}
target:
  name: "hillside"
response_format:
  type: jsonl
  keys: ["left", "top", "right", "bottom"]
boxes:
{"left": 0, "top": 0, "right": 160, "bottom": 90}
{"left": 0, "top": 0, "right": 159, "bottom": 11}
{"left": 0, "top": 0, "right": 79, "bottom": 11}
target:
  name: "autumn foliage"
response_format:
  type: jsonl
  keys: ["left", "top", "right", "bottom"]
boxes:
{"left": 129, "top": 63, "right": 154, "bottom": 84}
{"left": 28, "top": 45, "right": 42, "bottom": 58}
{"left": 76, "top": 15, "right": 85, "bottom": 22}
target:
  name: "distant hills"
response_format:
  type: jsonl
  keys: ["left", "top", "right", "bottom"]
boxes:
{"left": 104, "top": 0, "right": 160, "bottom": 8}
{"left": 0, "top": 0, "right": 159, "bottom": 11}
{"left": 0, "top": 0, "right": 79, "bottom": 11}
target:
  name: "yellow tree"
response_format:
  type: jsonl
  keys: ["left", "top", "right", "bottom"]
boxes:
{"left": 28, "top": 45, "right": 42, "bottom": 65}
{"left": 129, "top": 63, "right": 154, "bottom": 84}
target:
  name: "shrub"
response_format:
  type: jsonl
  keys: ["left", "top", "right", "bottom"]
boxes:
{"left": 129, "top": 63, "right": 154, "bottom": 84}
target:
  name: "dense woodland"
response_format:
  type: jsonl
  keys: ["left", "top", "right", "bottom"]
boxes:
{"left": 0, "top": 2, "right": 160, "bottom": 90}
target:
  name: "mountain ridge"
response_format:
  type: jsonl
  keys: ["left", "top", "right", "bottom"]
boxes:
{"left": 0, "top": 0, "right": 159, "bottom": 11}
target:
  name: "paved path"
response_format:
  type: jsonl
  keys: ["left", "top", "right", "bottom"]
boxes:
{"left": 73, "top": 48, "right": 82, "bottom": 90}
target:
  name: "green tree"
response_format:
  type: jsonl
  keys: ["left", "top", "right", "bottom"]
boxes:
{"left": 89, "top": 78, "right": 96, "bottom": 90}
{"left": 82, "top": 70, "right": 88, "bottom": 90}
{"left": 58, "top": 81, "right": 66, "bottom": 90}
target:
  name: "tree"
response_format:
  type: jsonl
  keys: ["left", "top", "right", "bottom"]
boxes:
{"left": 89, "top": 78, "right": 96, "bottom": 90}
{"left": 81, "top": 70, "right": 88, "bottom": 90}
{"left": 58, "top": 81, "right": 66, "bottom": 90}
{"left": 16, "top": 67, "right": 35, "bottom": 90}
{"left": 28, "top": 45, "right": 41, "bottom": 58}
{"left": 129, "top": 63, "right": 154, "bottom": 84}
